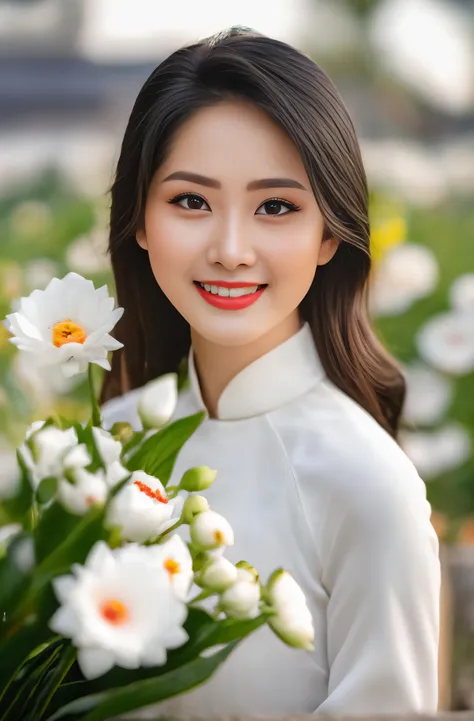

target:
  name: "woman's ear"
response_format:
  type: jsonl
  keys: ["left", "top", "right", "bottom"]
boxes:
{"left": 136, "top": 228, "right": 148, "bottom": 250}
{"left": 317, "top": 235, "right": 340, "bottom": 266}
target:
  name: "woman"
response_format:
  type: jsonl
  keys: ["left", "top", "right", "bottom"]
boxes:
{"left": 99, "top": 27, "right": 441, "bottom": 716}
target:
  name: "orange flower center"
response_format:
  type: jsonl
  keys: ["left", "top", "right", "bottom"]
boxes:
{"left": 100, "top": 599, "right": 128, "bottom": 625}
{"left": 134, "top": 480, "right": 168, "bottom": 504}
{"left": 214, "top": 530, "right": 224, "bottom": 544}
{"left": 52, "top": 318, "right": 87, "bottom": 348}
{"left": 164, "top": 558, "right": 180, "bottom": 575}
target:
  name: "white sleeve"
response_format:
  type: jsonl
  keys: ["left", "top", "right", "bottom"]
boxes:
{"left": 100, "top": 387, "right": 144, "bottom": 431}
{"left": 315, "top": 470, "right": 441, "bottom": 715}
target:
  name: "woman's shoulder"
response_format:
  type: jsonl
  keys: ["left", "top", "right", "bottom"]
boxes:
{"left": 271, "top": 377, "right": 427, "bottom": 508}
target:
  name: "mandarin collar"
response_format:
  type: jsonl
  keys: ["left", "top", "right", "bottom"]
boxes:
{"left": 187, "top": 322, "right": 325, "bottom": 421}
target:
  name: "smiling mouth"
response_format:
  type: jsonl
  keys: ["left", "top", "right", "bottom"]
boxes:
{"left": 193, "top": 281, "right": 268, "bottom": 310}
{"left": 194, "top": 281, "right": 267, "bottom": 298}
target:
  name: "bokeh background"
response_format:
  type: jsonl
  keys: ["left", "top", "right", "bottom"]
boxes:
{"left": 0, "top": 0, "right": 473, "bottom": 709}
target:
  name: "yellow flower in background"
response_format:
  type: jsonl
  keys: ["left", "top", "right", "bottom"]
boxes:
{"left": 370, "top": 215, "right": 406, "bottom": 267}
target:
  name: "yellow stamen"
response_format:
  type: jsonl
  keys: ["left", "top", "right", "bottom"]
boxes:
{"left": 52, "top": 318, "right": 87, "bottom": 348}
{"left": 214, "top": 530, "right": 224, "bottom": 544}
{"left": 100, "top": 599, "right": 128, "bottom": 625}
{"left": 164, "top": 558, "right": 180, "bottom": 575}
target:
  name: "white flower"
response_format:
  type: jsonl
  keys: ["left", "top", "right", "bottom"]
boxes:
{"left": 106, "top": 470, "right": 180, "bottom": 543}
{"left": 266, "top": 570, "right": 314, "bottom": 651}
{"left": 3, "top": 272, "right": 124, "bottom": 378}
{"left": 399, "top": 423, "right": 472, "bottom": 480}
{"left": 370, "top": 243, "right": 438, "bottom": 317}
{"left": 20, "top": 424, "right": 91, "bottom": 490}
{"left": 198, "top": 556, "right": 238, "bottom": 593}
{"left": 416, "top": 311, "right": 474, "bottom": 375}
{"left": 401, "top": 362, "right": 453, "bottom": 426}
{"left": 220, "top": 570, "right": 261, "bottom": 619}
{"left": 190, "top": 510, "right": 234, "bottom": 551}
{"left": 49, "top": 541, "right": 188, "bottom": 679}
{"left": 148, "top": 535, "right": 194, "bottom": 601}
{"left": 450, "top": 274, "right": 474, "bottom": 313}
{"left": 137, "top": 373, "right": 178, "bottom": 429}
{"left": 92, "top": 427, "right": 129, "bottom": 488}
{"left": 58, "top": 468, "right": 108, "bottom": 515}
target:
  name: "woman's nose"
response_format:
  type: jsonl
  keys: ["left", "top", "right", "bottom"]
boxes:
{"left": 206, "top": 218, "right": 257, "bottom": 269}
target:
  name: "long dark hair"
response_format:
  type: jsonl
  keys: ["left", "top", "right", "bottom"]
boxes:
{"left": 100, "top": 27, "right": 406, "bottom": 439}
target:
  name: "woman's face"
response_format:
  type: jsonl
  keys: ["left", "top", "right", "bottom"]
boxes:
{"left": 137, "top": 100, "right": 339, "bottom": 348}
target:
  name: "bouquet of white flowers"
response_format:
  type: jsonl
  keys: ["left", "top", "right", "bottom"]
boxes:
{"left": 0, "top": 273, "right": 314, "bottom": 721}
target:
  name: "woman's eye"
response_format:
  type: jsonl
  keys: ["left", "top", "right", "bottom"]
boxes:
{"left": 169, "top": 194, "right": 211, "bottom": 211}
{"left": 255, "top": 199, "right": 299, "bottom": 216}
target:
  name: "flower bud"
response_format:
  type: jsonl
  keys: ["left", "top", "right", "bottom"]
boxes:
{"left": 235, "top": 560, "right": 259, "bottom": 583}
{"left": 197, "top": 556, "right": 238, "bottom": 592}
{"left": 179, "top": 466, "right": 217, "bottom": 493}
{"left": 137, "top": 373, "right": 178, "bottom": 429}
{"left": 181, "top": 495, "right": 210, "bottom": 525}
{"left": 266, "top": 569, "right": 314, "bottom": 651}
{"left": 110, "top": 422, "right": 134, "bottom": 444}
{"left": 190, "top": 510, "right": 234, "bottom": 550}
{"left": 220, "top": 579, "right": 261, "bottom": 619}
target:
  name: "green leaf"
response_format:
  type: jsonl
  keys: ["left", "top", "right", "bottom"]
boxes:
{"left": 1, "top": 450, "right": 33, "bottom": 524}
{"left": 70, "top": 423, "right": 104, "bottom": 474}
{"left": 34, "top": 503, "right": 83, "bottom": 565}
{"left": 0, "top": 640, "right": 64, "bottom": 721}
{"left": 36, "top": 477, "right": 58, "bottom": 505}
{"left": 126, "top": 412, "right": 205, "bottom": 484}
{"left": 0, "top": 623, "right": 54, "bottom": 702}
{"left": 43, "top": 610, "right": 268, "bottom": 715}
{"left": 36, "top": 505, "right": 106, "bottom": 578}
{"left": 0, "top": 531, "right": 34, "bottom": 620}
{"left": 47, "top": 642, "right": 238, "bottom": 721}
{"left": 24, "top": 643, "right": 76, "bottom": 721}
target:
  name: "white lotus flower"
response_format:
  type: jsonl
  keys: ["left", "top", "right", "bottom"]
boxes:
{"left": 266, "top": 570, "right": 314, "bottom": 651}
{"left": 399, "top": 423, "right": 471, "bottom": 480}
{"left": 198, "top": 556, "right": 238, "bottom": 593}
{"left": 450, "top": 274, "right": 474, "bottom": 313}
{"left": 58, "top": 468, "right": 108, "bottom": 515}
{"left": 416, "top": 311, "right": 474, "bottom": 374}
{"left": 106, "top": 470, "right": 181, "bottom": 543}
{"left": 137, "top": 373, "right": 178, "bottom": 429}
{"left": 49, "top": 541, "right": 188, "bottom": 679}
{"left": 92, "top": 427, "right": 129, "bottom": 488}
{"left": 20, "top": 424, "right": 91, "bottom": 490}
{"left": 220, "top": 568, "right": 261, "bottom": 619}
{"left": 190, "top": 510, "right": 234, "bottom": 551}
{"left": 370, "top": 243, "right": 438, "bottom": 317}
{"left": 3, "top": 272, "right": 124, "bottom": 377}
{"left": 401, "top": 362, "right": 453, "bottom": 425}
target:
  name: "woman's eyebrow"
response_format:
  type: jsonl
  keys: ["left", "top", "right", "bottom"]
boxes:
{"left": 161, "top": 171, "right": 307, "bottom": 191}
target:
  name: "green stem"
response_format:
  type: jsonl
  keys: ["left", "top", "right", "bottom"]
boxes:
{"left": 88, "top": 365, "right": 101, "bottom": 428}
{"left": 156, "top": 519, "right": 182, "bottom": 541}
{"left": 188, "top": 589, "right": 215, "bottom": 605}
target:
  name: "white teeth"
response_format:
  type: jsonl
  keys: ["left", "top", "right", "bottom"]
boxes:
{"left": 198, "top": 283, "right": 261, "bottom": 298}
{"left": 229, "top": 286, "right": 258, "bottom": 297}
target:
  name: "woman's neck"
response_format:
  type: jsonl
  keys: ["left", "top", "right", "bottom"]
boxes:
{"left": 190, "top": 314, "right": 302, "bottom": 419}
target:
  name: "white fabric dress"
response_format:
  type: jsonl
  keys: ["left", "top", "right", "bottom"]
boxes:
{"left": 101, "top": 322, "right": 441, "bottom": 717}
